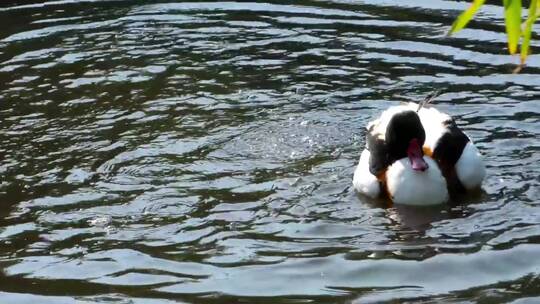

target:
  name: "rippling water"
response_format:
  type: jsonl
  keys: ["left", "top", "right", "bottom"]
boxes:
{"left": 0, "top": 0, "right": 539, "bottom": 303}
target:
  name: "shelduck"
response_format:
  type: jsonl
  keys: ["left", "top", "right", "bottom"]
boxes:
{"left": 353, "top": 102, "right": 485, "bottom": 206}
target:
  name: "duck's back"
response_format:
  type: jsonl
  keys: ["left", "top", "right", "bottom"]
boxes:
{"left": 416, "top": 105, "right": 486, "bottom": 191}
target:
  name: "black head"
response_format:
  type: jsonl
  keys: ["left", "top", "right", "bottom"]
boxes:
{"left": 385, "top": 110, "right": 426, "bottom": 163}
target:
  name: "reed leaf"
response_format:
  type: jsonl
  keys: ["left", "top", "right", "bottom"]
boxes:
{"left": 449, "top": 0, "right": 486, "bottom": 34}
{"left": 520, "top": 0, "right": 539, "bottom": 64}
{"left": 503, "top": 0, "right": 522, "bottom": 54}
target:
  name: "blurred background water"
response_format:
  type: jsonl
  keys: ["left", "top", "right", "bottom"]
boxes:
{"left": 0, "top": 0, "right": 539, "bottom": 303}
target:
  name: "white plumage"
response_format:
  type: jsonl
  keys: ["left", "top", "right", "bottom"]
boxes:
{"left": 386, "top": 157, "right": 449, "bottom": 205}
{"left": 352, "top": 149, "right": 381, "bottom": 198}
{"left": 455, "top": 141, "right": 486, "bottom": 190}
{"left": 416, "top": 105, "right": 451, "bottom": 151}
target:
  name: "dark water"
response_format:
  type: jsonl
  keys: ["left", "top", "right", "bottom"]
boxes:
{"left": 0, "top": 0, "right": 539, "bottom": 303}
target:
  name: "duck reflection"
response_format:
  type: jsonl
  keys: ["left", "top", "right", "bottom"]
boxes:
{"left": 387, "top": 204, "right": 449, "bottom": 231}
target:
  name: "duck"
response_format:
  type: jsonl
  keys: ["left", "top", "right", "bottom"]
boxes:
{"left": 353, "top": 102, "right": 485, "bottom": 206}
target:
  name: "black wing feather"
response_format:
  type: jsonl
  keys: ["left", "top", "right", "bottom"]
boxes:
{"left": 366, "top": 124, "right": 390, "bottom": 177}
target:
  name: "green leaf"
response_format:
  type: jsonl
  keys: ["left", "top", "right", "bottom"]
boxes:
{"left": 520, "top": 0, "right": 539, "bottom": 64}
{"left": 448, "top": 0, "right": 486, "bottom": 35}
{"left": 503, "top": 0, "right": 522, "bottom": 54}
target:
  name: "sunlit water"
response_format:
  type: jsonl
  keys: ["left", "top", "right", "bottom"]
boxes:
{"left": 0, "top": 0, "right": 539, "bottom": 303}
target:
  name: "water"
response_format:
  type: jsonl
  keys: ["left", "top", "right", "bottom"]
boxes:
{"left": 0, "top": 0, "right": 539, "bottom": 303}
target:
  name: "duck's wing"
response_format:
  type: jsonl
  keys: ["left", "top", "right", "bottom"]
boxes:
{"left": 418, "top": 106, "right": 485, "bottom": 191}
{"left": 433, "top": 119, "right": 470, "bottom": 170}
{"left": 353, "top": 149, "right": 381, "bottom": 198}
{"left": 365, "top": 119, "right": 390, "bottom": 177}
{"left": 353, "top": 117, "right": 389, "bottom": 198}
{"left": 455, "top": 141, "right": 486, "bottom": 190}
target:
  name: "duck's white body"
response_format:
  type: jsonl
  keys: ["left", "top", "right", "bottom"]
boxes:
{"left": 386, "top": 157, "right": 449, "bottom": 205}
{"left": 353, "top": 102, "right": 485, "bottom": 205}
{"left": 353, "top": 148, "right": 449, "bottom": 206}
{"left": 454, "top": 141, "right": 486, "bottom": 190}
{"left": 352, "top": 149, "right": 380, "bottom": 198}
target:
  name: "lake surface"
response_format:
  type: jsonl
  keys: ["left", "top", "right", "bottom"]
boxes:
{"left": 0, "top": 0, "right": 539, "bottom": 303}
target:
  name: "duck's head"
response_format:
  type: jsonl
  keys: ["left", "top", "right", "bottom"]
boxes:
{"left": 386, "top": 110, "right": 428, "bottom": 172}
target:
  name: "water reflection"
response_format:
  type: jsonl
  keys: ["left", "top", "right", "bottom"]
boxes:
{"left": 389, "top": 205, "right": 449, "bottom": 230}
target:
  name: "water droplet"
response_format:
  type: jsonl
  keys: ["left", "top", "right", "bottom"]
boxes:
{"left": 228, "top": 222, "right": 240, "bottom": 231}
{"left": 289, "top": 177, "right": 302, "bottom": 186}
{"left": 331, "top": 148, "right": 342, "bottom": 158}
{"left": 88, "top": 215, "right": 112, "bottom": 227}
